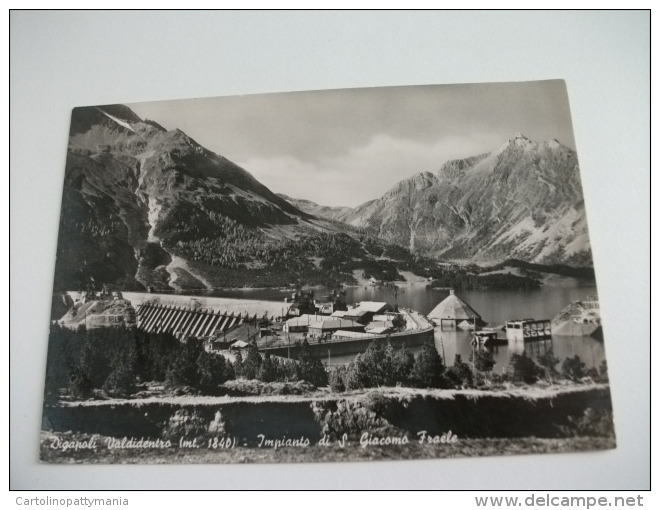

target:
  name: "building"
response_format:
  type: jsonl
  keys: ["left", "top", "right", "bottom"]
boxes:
{"left": 283, "top": 314, "right": 326, "bottom": 333}
{"left": 330, "top": 330, "right": 380, "bottom": 341}
{"left": 551, "top": 297, "right": 602, "bottom": 338}
{"left": 343, "top": 301, "right": 391, "bottom": 325}
{"left": 211, "top": 323, "right": 260, "bottom": 350}
{"left": 427, "top": 290, "right": 483, "bottom": 329}
{"left": 505, "top": 319, "right": 551, "bottom": 342}
{"left": 317, "top": 302, "right": 342, "bottom": 315}
{"left": 58, "top": 298, "right": 137, "bottom": 330}
{"left": 308, "top": 319, "right": 365, "bottom": 337}
{"left": 365, "top": 320, "right": 395, "bottom": 334}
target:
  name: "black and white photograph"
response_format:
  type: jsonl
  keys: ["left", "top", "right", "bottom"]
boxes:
{"left": 39, "top": 80, "right": 616, "bottom": 465}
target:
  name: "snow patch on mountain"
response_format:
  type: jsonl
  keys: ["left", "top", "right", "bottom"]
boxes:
{"left": 97, "top": 108, "right": 137, "bottom": 134}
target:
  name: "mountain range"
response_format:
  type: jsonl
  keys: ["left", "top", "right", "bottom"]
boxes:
{"left": 54, "top": 104, "right": 591, "bottom": 292}
{"left": 56, "top": 105, "right": 345, "bottom": 291}
{"left": 327, "top": 133, "right": 591, "bottom": 265}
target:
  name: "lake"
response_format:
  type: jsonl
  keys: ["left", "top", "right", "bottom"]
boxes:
{"left": 207, "top": 283, "right": 607, "bottom": 374}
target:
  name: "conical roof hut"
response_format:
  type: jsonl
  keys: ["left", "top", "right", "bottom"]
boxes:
{"left": 427, "top": 290, "right": 483, "bottom": 328}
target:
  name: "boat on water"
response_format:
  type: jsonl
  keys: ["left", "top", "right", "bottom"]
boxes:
{"left": 551, "top": 296, "right": 602, "bottom": 338}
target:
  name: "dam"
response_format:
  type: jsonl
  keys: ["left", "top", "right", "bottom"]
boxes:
{"left": 136, "top": 303, "right": 257, "bottom": 338}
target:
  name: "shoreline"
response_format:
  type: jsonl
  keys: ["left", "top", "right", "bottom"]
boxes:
{"left": 61, "top": 272, "right": 595, "bottom": 299}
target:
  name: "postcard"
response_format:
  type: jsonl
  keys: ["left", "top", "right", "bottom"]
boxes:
{"left": 40, "top": 80, "right": 614, "bottom": 464}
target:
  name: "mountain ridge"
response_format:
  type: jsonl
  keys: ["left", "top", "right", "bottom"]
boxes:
{"left": 317, "top": 133, "right": 591, "bottom": 265}
{"left": 57, "top": 104, "right": 331, "bottom": 292}
{"left": 55, "top": 105, "right": 592, "bottom": 294}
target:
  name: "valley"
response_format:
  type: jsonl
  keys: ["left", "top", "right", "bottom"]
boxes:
{"left": 54, "top": 105, "right": 594, "bottom": 295}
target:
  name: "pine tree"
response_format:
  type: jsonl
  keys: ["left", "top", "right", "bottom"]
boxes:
{"left": 103, "top": 362, "right": 137, "bottom": 397}
{"left": 391, "top": 345, "right": 415, "bottom": 386}
{"left": 537, "top": 348, "right": 560, "bottom": 383}
{"left": 297, "top": 340, "right": 328, "bottom": 387}
{"left": 44, "top": 324, "right": 73, "bottom": 403}
{"left": 166, "top": 337, "right": 204, "bottom": 387}
{"left": 241, "top": 342, "right": 262, "bottom": 380}
{"left": 79, "top": 337, "right": 112, "bottom": 388}
{"left": 343, "top": 361, "right": 361, "bottom": 390}
{"left": 353, "top": 341, "right": 391, "bottom": 387}
{"left": 197, "top": 351, "right": 235, "bottom": 388}
{"left": 68, "top": 364, "right": 94, "bottom": 399}
{"left": 257, "top": 353, "right": 277, "bottom": 383}
{"left": 446, "top": 354, "right": 473, "bottom": 388}
{"left": 474, "top": 349, "right": 496, "bottom": 373}
{"left": 328, "top": 366, "right": 346, "bottom": 392}
{"left": 509, "top": 353, "right": 540, "bottom": 384}
{"left": 562, "top": 355, "right": 586, "bottom": 382}
{"left": 412, "top": 342, "right": 445, "bottom": 388}
{"left": 233, "top": 350, "right": 244, "bottom": 378}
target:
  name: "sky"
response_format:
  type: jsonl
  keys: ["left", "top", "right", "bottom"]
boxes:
{"left": 130, "top": 80, "right": 576, "bottom": 207}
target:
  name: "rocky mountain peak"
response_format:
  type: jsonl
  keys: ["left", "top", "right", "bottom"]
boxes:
{"left": 495, "top": 132, "right": 534, "bottom": 154}
{"left": 336, "top": 133, "right": 590, "bottom": 265}
{"left": 56, "top": 103, "right": 319, "bottom": 291}
{"left": 437, "top": 153, "right": 489, "bottom": 181}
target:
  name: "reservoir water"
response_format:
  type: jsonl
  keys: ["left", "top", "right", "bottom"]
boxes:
{"left": 205, "top": 283, "right": 607, "bottom": 374}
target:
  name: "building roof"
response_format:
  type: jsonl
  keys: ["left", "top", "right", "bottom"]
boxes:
{"left": 365, "top": 326, "right": 392, "bottom": 335}
{"left": 372, "top": 313, "right": 399, "bottom": 322}
{"left": 308, "top": 319, "right": 364, "bottom": 331}
{"left": 365, "top": 320, "right": 394, "bottom": 331}
{"left": 351, "top": 301, "right": 389, "bottom": 313}
{"left": 331, "top": 330, "right": 378, "bottom": 340}
{"left": 427, "top": 290, "right": 482, "bottom": 321}
{"left": 216, "top": 323, "right": 259, "bottom": 344}
{"left": 344, "top": 310, "right": 369, "bottom": 318}
{"left": 330, "top": 310, "right": 349, "bottom": 318}
{"left": 285, "top": 314, "right": 326, "bottom": 328}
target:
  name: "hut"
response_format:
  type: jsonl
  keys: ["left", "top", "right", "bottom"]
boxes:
{"left": 427, "top": 290, "right": 484, "bottom": 329}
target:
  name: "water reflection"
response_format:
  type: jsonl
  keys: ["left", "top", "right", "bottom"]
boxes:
{"left": 432, "top": 329, "right": 606, "bottom": 374}
{"left": 328, "top": 329, "right": 605, "bottom": 373}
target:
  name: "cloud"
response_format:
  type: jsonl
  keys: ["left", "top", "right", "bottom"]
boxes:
{"left": 131, "top": 80, "right": 575, "bottom": 169}
{"left": 237, "top": 132, "right": 503, "bottom": 207}
{"left": 129, "top": 82, "right": 576, "bottom": 207}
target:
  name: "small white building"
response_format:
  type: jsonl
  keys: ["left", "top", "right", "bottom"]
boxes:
{"left": 427, "top": 290, "right": 483, "bottom": 329}
{"left": 284, "top": 314, "right": 326, "bottom": 333}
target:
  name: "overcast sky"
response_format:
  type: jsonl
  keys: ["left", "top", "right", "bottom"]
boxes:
{"left": 130, "top": 80, "right": 576, "bottom": 207}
